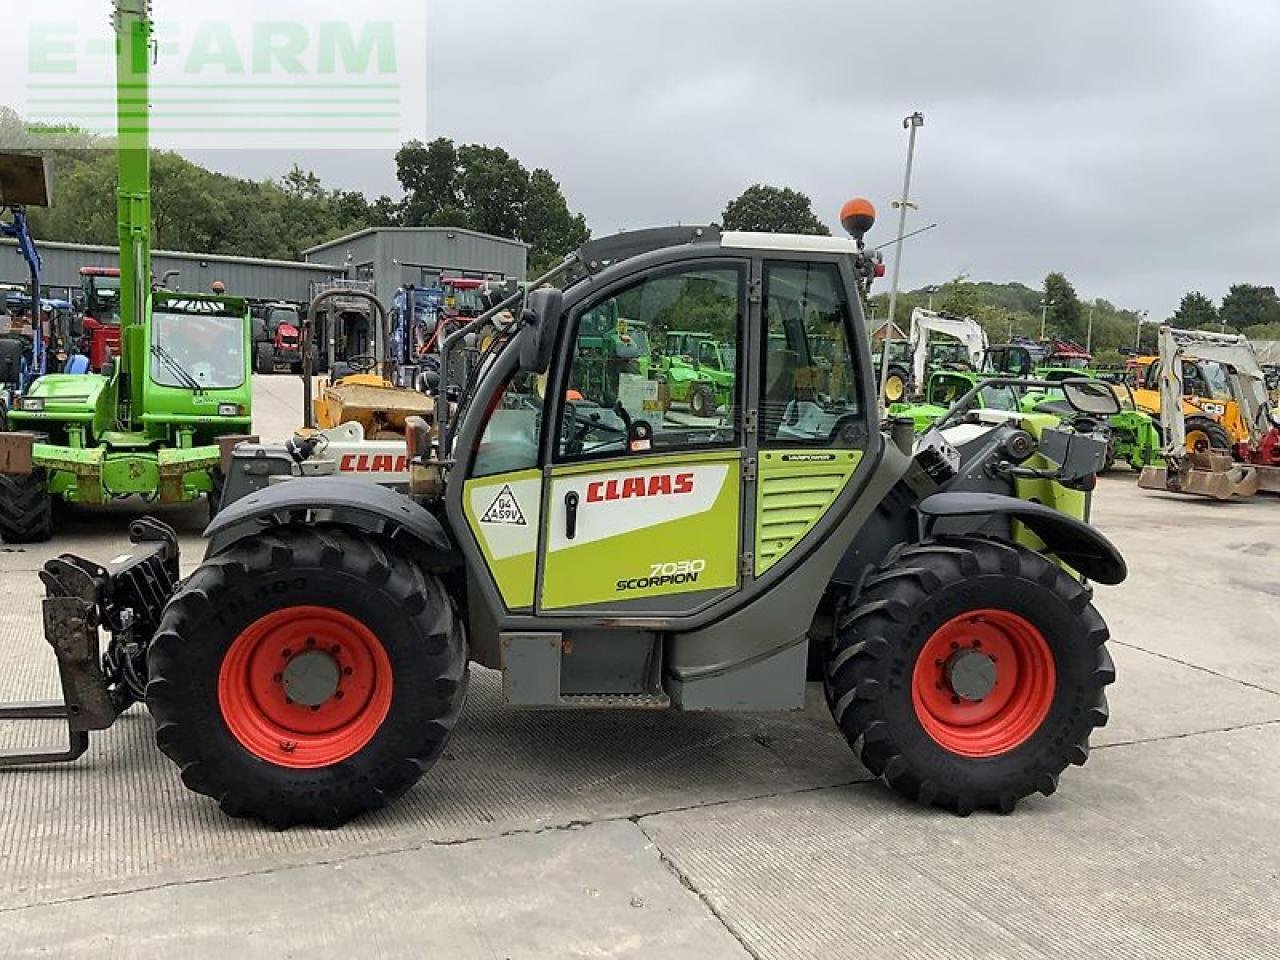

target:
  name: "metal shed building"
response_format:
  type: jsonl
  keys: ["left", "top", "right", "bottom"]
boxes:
{"left": 1, "top": 238, "right": 344, "bottom": 304}
{"left": 303, "top": 227, "right": 528, "bottom": 299}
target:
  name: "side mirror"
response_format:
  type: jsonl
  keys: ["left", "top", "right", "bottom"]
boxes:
{"left": 518, "top": 288, "right": 563, "bottom": 374}
{"left": 1062, "top": 379, "right": 1121, "bottom": 417}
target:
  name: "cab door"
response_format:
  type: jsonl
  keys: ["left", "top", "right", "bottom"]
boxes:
{"left": 538, "top": 260, "right": 750, "bottom": 615}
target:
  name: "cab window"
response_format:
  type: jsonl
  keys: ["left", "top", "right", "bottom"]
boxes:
{"left": 472, "top": 370, "right": 545, "bottom": 478}
{"left": 760, "top": 261, "right": 863, "bottom": 445}
{"left": 556, "top": 264, "right": 744, "bottom": 461}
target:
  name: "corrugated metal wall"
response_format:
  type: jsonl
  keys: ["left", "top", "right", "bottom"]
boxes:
{"left": 305, "top": 228, "right": 528, "bottom": 299}
{"left": 1, "top": 239, "right": 344, "bottom": 303}
{"left": 3, "top": 227, "right": 527, "bottom": 306}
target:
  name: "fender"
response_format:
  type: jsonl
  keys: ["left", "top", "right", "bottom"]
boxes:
{"left": 204, "top": 475, "right": 458, "bottom": 570}
{"left": 917, "top": 491, "right": 1127, "bottom": 585}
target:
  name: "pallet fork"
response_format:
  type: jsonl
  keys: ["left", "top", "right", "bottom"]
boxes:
{"left": 0, "top": 519, "right": 180, "bottom": 767}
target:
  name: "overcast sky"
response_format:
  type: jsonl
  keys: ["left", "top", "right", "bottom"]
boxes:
{"left": 18, "top": 1, "right": 1280, "bottom": 318}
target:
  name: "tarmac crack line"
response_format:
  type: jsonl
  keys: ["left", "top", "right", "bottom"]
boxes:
{"left": 0, "top": 777, "right": 867, "bottom": 917}
{"left": 4, "top": 722, "right": 1276, "bottom": 916}
{"left": 634, "top": 820, "right": 763, "bottom": 960}
{"left": 1094, "top": 717, "right": 1280, "bottom": 751}
{"left": 1111, "top": 638, "right": 1280, "bottom": 697}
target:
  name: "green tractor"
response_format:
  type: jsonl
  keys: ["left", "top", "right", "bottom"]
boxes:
{"left": 658, "top": 330, "right": 735, "bottom": 418}
{"left": 889, "top": 368, "right": 1024, "bottom": 433}
{"left": 0, "top": 1, "right": 252, "bottom": 543}
{"left": 5, "top": 203, "right": 1128, "bottom": 829}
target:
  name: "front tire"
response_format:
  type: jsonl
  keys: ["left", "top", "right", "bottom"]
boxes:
{"left": 147, "top": 527, "right": 467, "bottom": 828}
{"left": 0, "top": 469, "right": 53, "bottom": 543}
{"left": 885, "top": 368, "right": 908, "bottom": 403}
{"left": 825, "top": 537, "right": 1114, "bottom": 815}
{"left": 1184, "top": 416, "right": 1231, "bottom": 456}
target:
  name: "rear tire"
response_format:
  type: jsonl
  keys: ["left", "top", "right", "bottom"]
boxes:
{"left": 254, "top": 342, "right": 274, "bottom": 376}
{"left": 825, "top": 537, "right": 1114, "bottom": 815}
{"left": 1183, "top": 416, "right": 1231, "bottom": 456}
{"left": 0, "top": 470, "right": 53, "bottom": 543}
{"left": 147, "top": 527, "right": 468, "bottom": 828}
{"left": 690, "top": 384, "right": 717, "bottom": 418}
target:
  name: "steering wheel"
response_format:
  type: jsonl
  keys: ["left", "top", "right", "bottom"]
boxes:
{"left": 347, "top": 353, "right": 377, "bottom": 374}
{"left": 564, "top": 406, "right": 627, "bottom": 455}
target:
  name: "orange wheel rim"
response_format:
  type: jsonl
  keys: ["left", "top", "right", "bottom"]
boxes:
{"left": 911, "top": 609, "right": 1055, "bottom": 758}
{"left": 218, "top": 606, "right": 392, "bottom": 769}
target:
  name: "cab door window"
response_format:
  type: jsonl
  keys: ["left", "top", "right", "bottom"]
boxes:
{"left": 760, "top": 261, "right": 864, "bottom": 445}
{"left": 557, "top": 264, "right": 744, "bottom": 460}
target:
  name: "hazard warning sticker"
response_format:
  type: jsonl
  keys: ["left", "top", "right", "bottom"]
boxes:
{"left": 480, "top": 484, "right": 527, "bottom": 525}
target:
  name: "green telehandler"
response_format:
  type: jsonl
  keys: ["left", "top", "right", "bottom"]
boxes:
{"left": 0, "top": 1, "right": 253, "bottom": 542}
{"left": 2, "top": 192, "right": 1128, "bottom": 829}
{"left": 658, "top": 330, "right": 736, "bottom": 417}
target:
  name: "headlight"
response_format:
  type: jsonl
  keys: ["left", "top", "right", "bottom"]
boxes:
{"left": 217, "top": 403, "right": 241, "bottom": 417}
{"left": 21, "top": 397, "right": 44, "bottom": 412}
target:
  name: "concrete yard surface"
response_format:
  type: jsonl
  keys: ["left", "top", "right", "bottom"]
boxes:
{"left": 0, "top": 375, "right": 1277, "bottom": 958}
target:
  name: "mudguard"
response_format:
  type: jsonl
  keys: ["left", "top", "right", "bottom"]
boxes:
{"left": 204, "top": 475, "right": 457, "bottom": 569}
{"left": 917, "top": 491, "right": 1127, "bottom": 585}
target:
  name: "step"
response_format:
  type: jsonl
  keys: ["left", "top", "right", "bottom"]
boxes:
{"left": 557, "top": 692, "right": 671, "bottom": 710}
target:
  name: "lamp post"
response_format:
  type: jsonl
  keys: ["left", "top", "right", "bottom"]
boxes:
{"left": 926, "top": 285, "right": 939, "bottom": 311}
{"left": 1039, "top": 298, "right": 1054, "bottom": 340}
{"left": 1086, "top": 307, "right": 1094, "bottom": 353}
{"left": 879, "top": 111, "right": 925, "bottom": 408}
{"left": 1134, "top": 309, "right": 1149, "bottom": 350}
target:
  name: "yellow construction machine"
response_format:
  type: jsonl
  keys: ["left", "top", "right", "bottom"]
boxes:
{"left": 1138, "top": 326, "right": 1280, "bottom": 499}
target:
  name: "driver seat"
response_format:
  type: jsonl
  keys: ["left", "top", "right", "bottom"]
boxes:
{"left": 761, "top": 348, "right": 799, "bottom": 438}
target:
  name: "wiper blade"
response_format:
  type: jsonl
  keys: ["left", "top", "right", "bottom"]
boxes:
{"left": 150, "top": 343, "right": 203, "bottom": 393}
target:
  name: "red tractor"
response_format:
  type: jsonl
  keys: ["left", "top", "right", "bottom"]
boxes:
{"left": 77, "top": 267, "right": 122, "bottom": 371}
{"left": 252, "top": 302, "right": 307, "bottom": 374}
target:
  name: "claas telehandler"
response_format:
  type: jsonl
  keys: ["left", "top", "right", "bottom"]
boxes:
{"left": 2, "top": 172, "right": 1128, "bottom": 826}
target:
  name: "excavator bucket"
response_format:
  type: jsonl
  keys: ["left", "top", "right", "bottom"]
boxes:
{"left": 1138, "top": 451, "right": 1260, "bottom": 500}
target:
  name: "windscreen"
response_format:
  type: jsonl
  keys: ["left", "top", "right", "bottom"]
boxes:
{"left": 151, "top": 310, "right": 246, "bottom": 390}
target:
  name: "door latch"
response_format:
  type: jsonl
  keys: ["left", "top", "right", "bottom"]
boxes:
{"left": 564, "top": 491, "right": 580, "bottom": 540}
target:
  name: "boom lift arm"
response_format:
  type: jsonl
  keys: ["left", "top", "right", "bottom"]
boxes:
{"left": 908, "top": 308, "right": 989, "bottom": 391}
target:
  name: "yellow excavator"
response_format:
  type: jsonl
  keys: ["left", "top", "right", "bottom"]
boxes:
{"left": 1129, "top": 351, "right": 1250, "bottom": 455}
{"left": 1138, "top": 326, "right": 1280, "bottom": 499}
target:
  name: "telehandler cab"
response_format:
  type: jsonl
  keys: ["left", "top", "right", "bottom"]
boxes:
{"left": 4, "top": 200, "right": 1127, "bottom": 828}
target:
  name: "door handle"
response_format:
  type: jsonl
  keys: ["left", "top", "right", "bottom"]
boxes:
{"left": 564, "top": 491, "right": 580, "bottom": 540}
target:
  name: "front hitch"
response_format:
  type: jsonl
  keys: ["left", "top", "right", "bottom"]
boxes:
{"left": 0, "top": 518, "right": 180, "bottom": 767}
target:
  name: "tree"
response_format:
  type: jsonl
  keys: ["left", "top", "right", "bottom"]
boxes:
{"left": 1043, "top": 272, "right": 1084, "bottom": 341}
{"left": 395, "top": 137, "right": 590, "bottom": 268}
{"left": 1170, "top": 291, "right": 1218, "bottom": 330}
{"left": 454, "top": 144, "right": 530, "bottom": 239}
{"left": 721, "top": 185, "right": 830, "bottom": 236}
{"left": 396, "top": 138, "right": 460, "bottom": 225}
{"left": 522, "top": 169, "right": 590, "bottom": 274}
{"left": 1219, "top": 284, "right": 1280, "bottom": 332}
{"left": 940, "top": 275, "right": 981, "bottom": 317}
